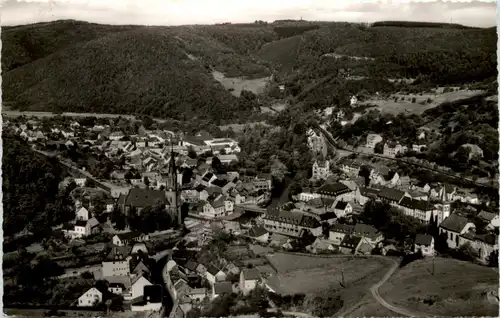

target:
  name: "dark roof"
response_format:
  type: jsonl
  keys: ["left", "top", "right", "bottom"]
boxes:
{"left": 335, "top": 201, "right": 348, "bottom": 210}
{"left": 248, "top": 226, "right": 268, "bottom": 238}
{"left": 202, "top": 172, "right": 214, "bottom": 182}
{"left": 331, "top": 223, "right": 354, "bottom": 234}
{"left": 242, "top": 268, "right": 261, "bottom": 281}
{"left": 399, "top": 197, "right": 433, "bottom": 211}
{"left": 478, "top": 211, "right": 497, "bottom": 222}
{"left": 474, "top": 234, "right": 497, "bottom": 245}
{"left": 214, "top": 282, "right": 233, "bottom": 295}
{"left": 319, "top": 212, "right": 337, "bottom": 221}
{"left": 207, "top": 265, "right": 221, "bottom": 276}
{"left": 414, "top": 234, "right": 433, "bottom": 246}
{"left": 353, "top": 224, "right": 379, "bottom": 239}
{"left": 264, "top": 209, "right": 320, "bottom": 228}
{"left": 125, "top": 188, "right": 167, "bottom": 208}
{"left": 106, "top": 245, "right": 132, "bottom": 261}
{"left": 194, "top": 184, "right": 206, "bottom": 192}
{"left": 109, "top": 283, "right": 125, "bottom": 289}
{"left": 116, "top": 231, "right": 143, "bottom": 241}
{"left": 359, "top": 187, "right": 380, "bottom": 198}
{"left": 316, "top": 183, "right": 351, "bottom": 196}
{"left": 440, "top": 214, "right": 471, "bottom": 233}
{"left": 378, "top": 187, "right": 406, "bottom": 202}
{"left": 212, "top": 179, "right": 228, "bottom": 188}
{"left": 117, "top": 194, "right": 127, "bottom": 205}
{"left": 340, "top": 235, "right": 362, "bottom": 248}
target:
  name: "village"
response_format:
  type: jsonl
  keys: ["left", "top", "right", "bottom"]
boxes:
{"left": 3, "top": 113, "right": 499, "bottom": 318}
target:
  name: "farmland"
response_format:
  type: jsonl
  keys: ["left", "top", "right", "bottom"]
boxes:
{"left": 379, "top": 257, "right": 499, "bottom": 317}
{"left": 265, "top": 253, "right": 388, "bottom": 293}
{"left": 211, "top": 70, "right": 271, "bottom": 97}
{"left": 360, "top": 89, "right": 485, "bottom": 115}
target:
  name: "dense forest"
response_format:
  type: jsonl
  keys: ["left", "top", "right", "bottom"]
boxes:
{"left": 3, "top": 133, "right": 74, "bottom": 237}
{"left": 2, "top": 20, "right": 496, "bottom": 122}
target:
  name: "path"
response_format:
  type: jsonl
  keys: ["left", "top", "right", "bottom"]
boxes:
{"left": 369, "top": 258, "right": 427, "bottom": 317}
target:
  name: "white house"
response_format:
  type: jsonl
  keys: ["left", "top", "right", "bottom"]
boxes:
{"left": 477, "top": 211, "right": 500, "bottom": 230}
{"left": 205, "top": 265, "right": 227, "bottom": 285}
{"left": 69, "top": 218, "right": 99, "bottom": 238}
{"left": 74, "top": 178, "right": 87, "bottom": 187}
{"left": 76, "top": 207, "right": 90, "bottom": 221}
{"left": 312, "top": 160, "right": 331, "bottom": 180}
{"left": 125, "top": 276, "right": 153, "bottom": 301}
{"left": 383, "top": 143, "right": 407, "bottom": 158}
{"left": 328, "top": 224, "right": 354, "bottom": 246}
{"left": 112, "top": 232, "right": 149, "bottom": 246}
{"left": 239, "top": 268, "right": 261, "bottom": 296}
{"left": 102, "top": 260, "right": 130, "bottom": 277}
{"left": 333, "top": 201, "right": 352, "bottom": 218}
{"left": 297, "top": 190, "right": 321, "bottom": 202}
{"left": 439, "top": 214, "right": 476, "bottom": 249}
{"left": 108, "top": 283, "right": 125, "bottom": 295}
{"left": 350, "top": 95, "right": 358, "bottom": 106}
{"left": 414, "top": 234, "right": 434, "bottom": 256}
{"left": 201, "top": 195, "right": 227, "bottom": 219}
{"left": 77, "top": 287, "right": 103, "bottom": 307}
{"left": 366, "top": 134, "right": 383, "bottom": 149}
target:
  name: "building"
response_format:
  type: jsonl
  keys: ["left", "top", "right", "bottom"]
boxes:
{"left": 312, "top": 159, "right": 331, "bottom": 180}
{"left": 239, "top": 268, "right": 261, "bottom": 296}
{"left": 77, "top": 287, "right": 102, "bottom": 307}
{"left": 365, "top": 134, "right": 383, "bottom": 148}
{"left": 352, "top": 223, "right": 383, "bottom": 246}
{"left": 68, "top": 218, "right": 100, "bottom": 238}
{"left": 213, "top": 282, "right": 233, "bottom": 298}
{"left": 414, "top": 234, "right": 434, "bottom": 256}
{"left": 355, "top": 187, "right": 380, "bottom": 206}
{"left": 112, "top": 232, "right": 149, "bottom": 246}
{"left": 76, "top": 207, "right": 90, "bottom": 221}
{"left": 125, "top": 276, "right": 153, "bottom": 301}
{"left": 108, "top": 283, "right": 125, "bottom": 295}
{"left": 333, "top": 201, "right": 352, "bottom": 218}
{"left": 119, "top": 188, "right": 169, "bottom": 216}
{"left": 377, "top": 187, "right": 407, "bottom": 206}
{"left": 397, "top": 197, "right": 434, "bottom": 223}
{"left": 439, "top": 214, "right": 476, "bottom": 249}
{"left": 315, "top": 183, "right": 353, "bottom": 201}
{"left": 328, "top": 224, "right": 354, "bottom": 246}
{"left": 201, "top": 194, "right": 227, "bottom": 219}
{"left": 339, "top": 235, "right": 362, "bottom": 254}
{"left": 206, "top": 265, "right": 227, "bottom": 285}
{"left": 263, "top": 209, "right": 321, "bottom": 238}
{"left": 477, "top": 211, "right": 500, "bottom": 230}
{"left": 350, "top": 95, "right": 358, "bottom": 106}
{"left": 247, "top": 226, "right": 270, "bottom": 243}
{"left": 383, "top": 143, "right": 407, "bottom": 158}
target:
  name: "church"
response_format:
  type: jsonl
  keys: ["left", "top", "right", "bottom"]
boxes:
{"left": 117, "top": 145, "right": 183, "bottom": 227}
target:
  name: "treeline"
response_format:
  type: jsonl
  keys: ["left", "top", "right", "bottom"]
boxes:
{"left": 3, "top": 133, "right": 74, "bottom": 237}
{"left": 371, "top": 21, "right": 477, "bottom": 29}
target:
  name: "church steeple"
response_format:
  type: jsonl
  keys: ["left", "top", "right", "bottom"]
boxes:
{"left": 165, "top": 140, "right": 182, "bottom": 227}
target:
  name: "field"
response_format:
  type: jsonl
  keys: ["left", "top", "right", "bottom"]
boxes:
{"left": 361, "top": 89, "right": 485, "bottom": 115}
{"left": 218, "top": 121, "right": 269, "bottom": 132}
{"left": 379, "top": 257, "right": 499, "bottom": 317}
{"left": 211, "top": 70, "right": 270, "bottom": 97}
{"left": 265, "top": 253, "right": 390, "bottom": 294}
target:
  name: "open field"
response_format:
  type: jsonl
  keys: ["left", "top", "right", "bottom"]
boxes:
{"left": 265, "top": 253, "right": 391, "bottom": 294}
{"left": 361, "top": 89, "right": 485, "bottom": 115}
{"left": 212, "top": 70, "right": 270, "bottom": 97}
{"left": 338, "top": 296, "right": 396, "bottom": 317}
{"left": 379, "top": 257, "right": 499, "bottom": 317}
{"left": 218, "top": 121, "right": 269, "bottom": 132}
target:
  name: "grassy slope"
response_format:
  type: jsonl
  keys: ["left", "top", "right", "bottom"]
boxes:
{"left": 379, "top": 257, "right": 499, "bottom": 316}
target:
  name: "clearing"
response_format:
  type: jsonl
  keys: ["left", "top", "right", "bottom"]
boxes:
{"left": 379, "top": 257, "right": 499, "bottom": 317}
{"left": 360, "top": 89, "right": 485, "bottom": 115}
{"left": 265, "top": 253, "right": 390, "bottom": 294}
{"left": 211, "top": 70, "right": 270, "bottom": 97}
{"left": 218, "top": 121, "right": 269, "bottom": 133}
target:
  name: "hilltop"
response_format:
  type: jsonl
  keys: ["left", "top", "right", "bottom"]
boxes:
{"left": 2, "top": 20, "right": 497, "bottom": 122}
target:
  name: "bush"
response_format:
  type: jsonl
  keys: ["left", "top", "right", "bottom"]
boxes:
{"left": 400, "top": 250, "right": 424, "bottom": 268}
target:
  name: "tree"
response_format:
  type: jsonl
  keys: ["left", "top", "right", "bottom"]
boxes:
{"left": 311, "top": 294, "right": 344, "bottom": 317}
{"left": 212, "top": 156, "right": 223, "bottom": 173}
{"left": 455, "top": 242, "right": 479, "bottom": 262}
{"left": 144, "top": 176, "right": 150, "bottom": 188}
{"left": 374, "top": 141, "right": 384, "bottom": 154}
{"left": 359, "top": 165, "right": 371, "bottom": 186}
{"left": 487, "top": 250, "right": 498, "bottom": 267}
{"left": 187, "top": 146, "right": 197, "bottom": 159}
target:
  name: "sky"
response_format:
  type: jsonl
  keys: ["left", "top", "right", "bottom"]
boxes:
{"left": 0, "top": 0, "right": 497, "bottom": 27}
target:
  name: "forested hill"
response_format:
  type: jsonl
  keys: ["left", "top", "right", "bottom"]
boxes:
{"left": 3, "top": 133, "right": 74, "bottom": 238}
{"left": 2, "top": 20, "right": 496, "bottom": 122}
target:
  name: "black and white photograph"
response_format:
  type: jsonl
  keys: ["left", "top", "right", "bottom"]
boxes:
{"left": 1, "top": 0, "right": 499, "bottom": 317}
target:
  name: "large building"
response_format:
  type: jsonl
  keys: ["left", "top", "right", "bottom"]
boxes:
{"left": 263, "top": 209, "right": 321, "bottom": 238}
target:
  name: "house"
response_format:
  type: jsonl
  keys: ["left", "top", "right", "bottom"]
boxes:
{"left": 365, "top": 134, "right": 383, "bottom": 148}
{"left": 333, "top": 201, "right": 352, "bottom": 218}
{"left": 206, "top": 265, "right": 227, "bottom": 285}
{"left": 377, "top": 187, "right": 407, "bottom": 205}
{"left": 252, "top": 174, "right": 273, "bottom": 191}
{"left": 439, "top": 214, "right": 476, "bottom": 249}
{"left": 182, "top": 260, "right": 199, "bottom": 275}
{"left": 108, "top": 283, "right": 125, "bottom": 295}
{"left": 315, "top": 183, "right": 353, "bottom": 200}
{"left": 247, "top": 226, "right": 270, "bottom": 243}
{"left": 74, "top": 178, "right": 87, "bottom": 187}
{"left": 371, "top": 169, "right": 400, "bottom": 187}
{"left": 69, "top": 218, "right": 100, "bottom": 238}
{"left": 412, "top": 143, "right": 427, "bottom": 153}
{"left": 477, "top": 211, "right": 500, "bottom": 230}
{"left": 339, "top": 235, "right": 363, "bottom": 254}
{"left": 102, "top": 248, "right": 132, "bottom": 277}
{"left": 328, "top": 224, "right": 354, "bottom": 245}
{"left": 218, "top": 154, "right": 239, "bottom": 164}
{"left": 131, "top": 242, "right": 149, "bottom": 255}
{"left": 239, "top": 268, "right": 261, "bottom": 295}
{"left": 113, "top": 232, "right": 149, "bottom": 246}
{"left": 133, "top": 285, "right": 163, "bottom": 312}
{"left": 297, "top": 189, "right": 321, "bottom": 202}
{"left": 124, "top": 276, "right": 153, "bottom": 301}
{"left": 397, "top": 197, "right": 434, "bottom": 223}
{"left": 383, "top": 142, "right": 407, "bottom": 158}
{"left": 109, "top": 131, "right": 125, "bottom": 141}
{"left": 307, "top": 238, "right": 336, "bottom": 254}
{"left": 340, "top": 159, "right": 363, "bottom": 176}
{"left": 213, "top": 282, "right": 233, "bottom": 298}
{"left": 472, "top": 234, "right": 498, "bottom": 263}
{"left": 77, "top": 287, "right": 103, "bottom": 307}
{"left": 312, "top": 159, "right": 331, "bottom": 180}
{"left": 201, "top": 194, "right": 227, "bottom": 219}
{"left": 132, "top": 261, "right": 151, "bottom": 278}
{"left": 76, "top": 207, "right": 90, "bottom": 221}
{"left": 353, "top": 223, "right": 384, "bottom": 246}
{"left": 414, "top": 234, "right": 434, "bottom": 257}
{"left": 187, "top": 288, "right": 207, "bottom": 302}
{"left": 263, "top": 209, "right": 321, "bottom": 238}
{"left": 355, "top": 187, "right": 380, "bottom": 206}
